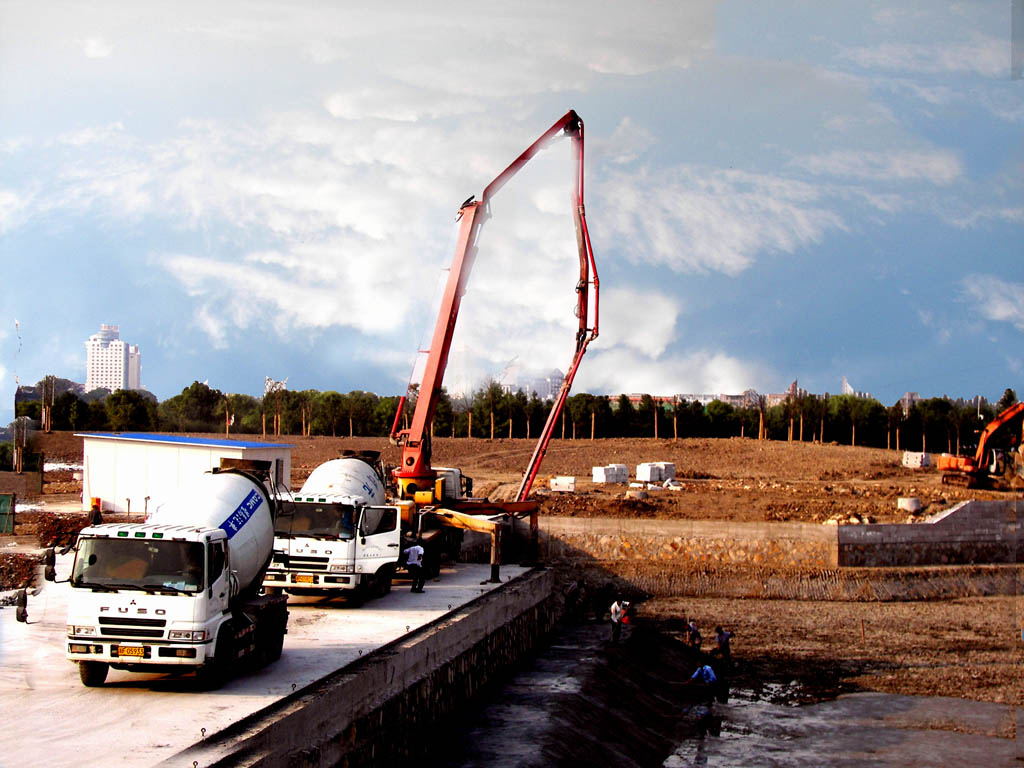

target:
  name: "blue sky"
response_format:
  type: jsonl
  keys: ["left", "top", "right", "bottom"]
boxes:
{"left": 2, "top": 1, "right": 1021, "bottom": 427}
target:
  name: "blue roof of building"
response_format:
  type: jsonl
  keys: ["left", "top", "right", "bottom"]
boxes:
{"left": 75, "top": 432, "right": 294, "bottom": 450}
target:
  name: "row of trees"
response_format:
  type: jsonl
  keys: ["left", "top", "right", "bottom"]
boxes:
{"left": 13, "top": 378, "right": 1019, "bottom": 454}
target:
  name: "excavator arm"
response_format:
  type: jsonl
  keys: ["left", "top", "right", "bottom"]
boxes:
{"left": 390, "top": 110, "right": 599, "bottom": 502}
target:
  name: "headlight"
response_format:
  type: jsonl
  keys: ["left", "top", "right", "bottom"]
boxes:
{"left": 329, "top": 563, "right": 353, "bottom": 573}
{"left": 168, "top": 630, "right": 207, "bottom": 641}
{"left": 68, "top": 625, "right": 97, "bottom": 636}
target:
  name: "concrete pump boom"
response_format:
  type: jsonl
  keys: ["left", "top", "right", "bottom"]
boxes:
{"left": 390, "top": 110, "right": 599, "bottom": 503}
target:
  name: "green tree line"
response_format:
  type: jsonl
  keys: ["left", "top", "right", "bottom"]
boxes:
{"left": 12, "top": 378, "right": 1019, "bottom": 453}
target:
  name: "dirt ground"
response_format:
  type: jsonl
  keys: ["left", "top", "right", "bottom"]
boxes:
{"left": 28, "top": 432, "right": 1014, "bottom": 524}
{"left": 18, "top": 432, "right": 1024, "bottom": 710}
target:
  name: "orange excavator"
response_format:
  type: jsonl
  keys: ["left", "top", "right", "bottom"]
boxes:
{"left": 387, "top": 110, "right": 599, "bottom": 575}
{"left": 937, "top": 401, "right": 1024, "bottom": 487}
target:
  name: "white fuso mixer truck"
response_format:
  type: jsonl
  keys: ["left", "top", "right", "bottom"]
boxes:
{"left": 50, "top": 465, "right": 289, "bottom": 688}
{"left": 263, "top": 453, "right": 411, "bottom": 598}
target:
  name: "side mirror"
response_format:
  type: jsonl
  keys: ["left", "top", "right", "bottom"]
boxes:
{"left": 464, "top": 477, "right": 473, "bottom": 497}
{"left": 15, "top": 589, "right": 28, "bottom": 623}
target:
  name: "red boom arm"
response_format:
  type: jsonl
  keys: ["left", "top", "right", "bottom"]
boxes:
{"left": 391, "top": 110, "right": 599, "bottom": 502}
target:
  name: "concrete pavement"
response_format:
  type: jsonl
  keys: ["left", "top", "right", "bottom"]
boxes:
{"left": 0, "top": 553, "right": 527, "bottom": 768}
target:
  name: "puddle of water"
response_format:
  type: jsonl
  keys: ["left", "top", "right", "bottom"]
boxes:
{"left": 436, "top": 622, "right": 1015, "bottom": 768}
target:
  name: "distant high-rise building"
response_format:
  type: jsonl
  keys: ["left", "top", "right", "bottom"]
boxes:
{"left": 841, "top": 376, "right": 870, "bottom": 399}
{"left": 85, "top": 324, "right": 142, "bottom": 393}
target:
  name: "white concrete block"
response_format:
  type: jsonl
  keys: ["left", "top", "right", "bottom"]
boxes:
{"left": 636, "top": 462, "right": 663, "bottom": 483}
{"left": 549, "top": 476, "right": 576, "bottom": 493}
{"left": 902, "top": 452, "right": 932, "bottom": 468}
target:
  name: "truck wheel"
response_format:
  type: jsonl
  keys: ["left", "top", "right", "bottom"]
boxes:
{"left": 196, "top": 626, "right": 232, "bottom": 690}
{"left": 262, "top": 624, "right": 285, "bottom": 665}
{"left": 79, "top": 661, "right": 108, "bottom": 687}
{"left": 375, "top": 566, "right": 393, "bottom": 597}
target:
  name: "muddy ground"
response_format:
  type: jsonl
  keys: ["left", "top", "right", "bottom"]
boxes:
{"left": 16, "top": 432, "right": 1024, "bottom": 710}
{"left": 643, "top": 596, "right": 1022, "bottom": 714}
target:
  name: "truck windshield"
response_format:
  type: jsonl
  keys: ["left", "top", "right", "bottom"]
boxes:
{"left": 71, "top": 538, "right": 205, "bottom": 593}
{"left": 276, "top": 502, "right": 355, "bottom": 539}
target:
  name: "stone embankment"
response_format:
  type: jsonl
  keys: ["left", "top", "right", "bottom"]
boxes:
{"left": 532, "top": 499, "right": 1020, "bottom": 601}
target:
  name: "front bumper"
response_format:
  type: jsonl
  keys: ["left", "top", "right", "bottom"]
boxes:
{"left": 66, "top": 638, "right": 214, "bottom": 666}
{"left": 264, "top": 569, "right": 356, "bottom": 590}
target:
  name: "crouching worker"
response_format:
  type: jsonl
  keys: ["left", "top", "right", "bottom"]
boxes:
{"left": 687, "top": 663, "right": 718, "bottom": 703}
{"left": 609, "top": 599, "right": 630, "bottom": 643}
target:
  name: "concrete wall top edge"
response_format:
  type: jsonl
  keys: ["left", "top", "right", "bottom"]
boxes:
{"left": 539, "top": 516, "right": 836, "bottom": 541}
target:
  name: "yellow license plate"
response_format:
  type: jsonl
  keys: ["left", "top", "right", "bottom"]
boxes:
{"left": 294, "top": 574, "right": 315, "bottom": 584}
{"left": 118, "top": 645, "right": 145, "bottom": 658}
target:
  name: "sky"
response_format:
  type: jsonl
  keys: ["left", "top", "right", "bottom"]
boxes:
{"left": 1, "top": 1, "right": 1022, "bottom": 427}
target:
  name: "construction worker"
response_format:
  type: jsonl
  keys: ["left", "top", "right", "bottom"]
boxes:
{"left": 404, "top": 539, "right": 425, "bottom": 593}
{"left": 610, "top": 599, "right": 629, "bottom": 643}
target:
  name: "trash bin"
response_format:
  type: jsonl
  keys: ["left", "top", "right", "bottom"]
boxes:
{"left": 0, "top": 494, "right": 14, "bottom": 535}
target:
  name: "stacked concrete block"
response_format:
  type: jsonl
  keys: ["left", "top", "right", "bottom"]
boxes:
{"left": 901, "top": 451, "right": 932, "bottom": 468}
{"left": 636, "top": 462, "right": 661, "bottom": 482}
{"left": 637, "top": 462, "right": 675, "bottom": 483}
{"left": 592, "top": 464, "right": 629, "bottom": 483}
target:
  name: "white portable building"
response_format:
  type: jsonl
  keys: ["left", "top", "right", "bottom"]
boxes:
{"left": 77, "top": 432, "right": 293, "bottom": 515}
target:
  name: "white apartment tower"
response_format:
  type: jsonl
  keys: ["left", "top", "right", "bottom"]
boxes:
{"left": 85, "top": 324, "right": 142, "bottom": 393}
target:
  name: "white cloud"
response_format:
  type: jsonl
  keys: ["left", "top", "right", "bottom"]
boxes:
{"left": 0, "top": 189, "right": 30, "bottom": 233}
{"left": 600, "top": 166, "right": 846, "bottom": 275}
{"left": 0, "top": 137, "right": 32, "bottom": 153}
{"left": 917, "top": 308, "right": 952, "bottom": 343}
{"left": 793, "top": 149, "right": 961, "bottom": 184}
{"left": 951, "top": 207, "right": 1024, "bottom": 229}
{"left": 56, "top": 123, "right": 128, "bottom": 147}
{"left": 598, "top": 117, "right": 656, "bottom": 166}
{"left": 81, "top": 38, "right": 112, "bottom": 59}
{"left": 598, "top": 288, "right": 680, "bottom": 358}
{"left": 576, "top": 347, "right": 769, "bottom": 396}
{"left": 837, "top": 35, "right": 1006, "bottom": 77}
{"left": 961, "top": 275, "right": 1024, "bottom": 332}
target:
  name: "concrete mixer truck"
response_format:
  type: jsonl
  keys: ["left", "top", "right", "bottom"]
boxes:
{"left": 263, "top": 451, "right": 417, "bottom": 598}
{"left": 49, "top": 463, "right": 289, "bottom": 688}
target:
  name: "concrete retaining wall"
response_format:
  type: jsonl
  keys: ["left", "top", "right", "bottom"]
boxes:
{"left": 167, "top": 568, "right": 556, "bottom": 768}
{"left": 838, "top": 499, "right": 1019, "bottom": 566}
{"left": 537, "top": 499, "right": 1020, "bottom": 571}
{"left": 538, "top": 517, "right": 838, "bottom": 569}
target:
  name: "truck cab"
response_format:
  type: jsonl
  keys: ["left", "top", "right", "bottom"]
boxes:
{"left": 264, "top": 498, "right": 407, "bottom": 597}
{"left": 64, "top": 523, "right": 235, "bottom": 684}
